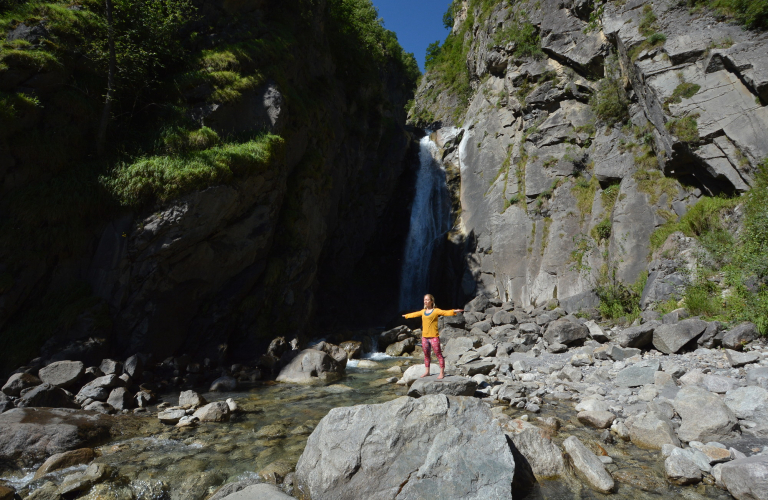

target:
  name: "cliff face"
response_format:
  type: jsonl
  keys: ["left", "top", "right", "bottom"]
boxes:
{"left": 0, "top": 0, "right": 419, "bottom": 371}
{"left": 412, "top": 0, "right": 768, "bottom": 313}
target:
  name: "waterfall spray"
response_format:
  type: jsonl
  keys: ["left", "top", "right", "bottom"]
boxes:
{"left": 398, "top": 135, "right": 452, "bottom": 311}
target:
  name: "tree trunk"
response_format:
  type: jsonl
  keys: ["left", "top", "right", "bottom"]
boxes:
{"left": 96, "top": 0, "right": 116, "bottom": 156}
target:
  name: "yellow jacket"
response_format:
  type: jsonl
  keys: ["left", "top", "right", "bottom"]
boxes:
{"left": 403, "top": 308, "right": 456, "bottom": 338}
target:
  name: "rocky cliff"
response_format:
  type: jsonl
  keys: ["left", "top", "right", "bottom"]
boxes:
{"left": 412, "top": 0, "right": 768, "bottom": 318}
{"left": 0, "top": 0, "right": 420, "bottom": 373}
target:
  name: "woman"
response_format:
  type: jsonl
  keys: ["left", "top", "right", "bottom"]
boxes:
{"left": 402, "top": 294, "right": 463, "bottom": 380}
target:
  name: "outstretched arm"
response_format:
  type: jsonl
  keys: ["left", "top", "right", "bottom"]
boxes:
{"left": 402, "top": 310, "right": 423, "bottom": 319}
{"left": 437, "top": 308, "right": 464, "bottom": 316}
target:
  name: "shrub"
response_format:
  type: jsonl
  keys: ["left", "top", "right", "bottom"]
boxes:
{"left": 596, "top": 268, "right": 647, "bottom": 321}
{"left": 664, "top": 82, "right": 701, "bottom": 112}
{"left": 591, "top": 55, "right": 629, "bottom": 126}
{"left": 593, "top": 217, "right": 612, "bottom": 241}
{"left": 638, "top": 5, "right": 658, "bottom": 35}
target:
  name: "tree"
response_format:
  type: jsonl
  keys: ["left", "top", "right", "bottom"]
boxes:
{"left": 442, "top": 3, "right": 455, "bottom": 30}
{"left": 425, "top": 41, "right": 442, "bottom": 69}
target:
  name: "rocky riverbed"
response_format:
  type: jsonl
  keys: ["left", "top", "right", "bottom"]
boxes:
{"left": 1, "top": 296, "right": 768, "bottom": 499}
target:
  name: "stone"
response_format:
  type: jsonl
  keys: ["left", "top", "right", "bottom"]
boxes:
{"left": 543, "top": 319, "right": 589, "bottom": 345}
{"left": 584, "top": 320, "right": 609, "bottom": 342}
{"left": 59, "top": 462, "right": 111, "bottom": 495}
{"left": 616, "top": 359, "right": 660, "bottom": 387}
{"left": 665, "top": 454, "right": 702, "bottom": 485}
{"left": 295, "top": 395, "right": 520, "bottom": 499}
{"left": 465, "top": 295, "right": 490, "bottom": 313}
{"left": 312, "top": 342, "right": 349, "bottom": 369}
{"left": 210, "top": 375, "right": 238, "bottom": 392}
{"left": 2, "top": 372, "right": 42, "bottom": 397}
{"left": 339, "top": 341, "right": 363, "bottom": 359}
{"left": 721, "top": 322, "right": 759, "bottom": 350}
{"left": 123, "top": 354, "right": 144, "bottom": 379}
{"left": 670, "top": 447, "right": 712, "bottom": 473}
{"left": 26, "top": 481, "right": 60, "bottom": 500}
{"left": 99, "top": 359, "right": 123, "bottom": 376}
{"left": 33, "top": 448, "right": 95, "bottom": 480}
{"left": 82, "top": 374, "right": 124, "bottom": 389}
{"left": 501, "top": 418, "right": 565, "bottom": 479}
{"left": 226, "top": 398, "right": 238, "bottom": 412}
{"left": 75, "top": 384, "right": 110, "bottom": 403}
{"left": 276, "top": 349, "right": 345, "bottom": 384}
{"left": 594, "top": 344, "right": 640, "bottom": 361}
{"left": 106, "top": 387, "right": 133, "bottom": 411}
{"left": 702, "top": 375, "right": 738, "bottom": 394}
{"left": 193, "top": 401, "right": 231, "bottom": 422}
{"left": 215, "top": 483, "right": 294, "bottom": 500}
{"left": 577, "top": 411, "right": 615, "bottom": 429}
{"left": 462, "top": 360, "right": 495, "bottom": 376}
{"left": 380, "top": 326, "right": 410, "bottom": 345}
{"left": 570, "top": 352, "right": 593, "bottom": 366}
{"left": 617, "top": 321, "right": 659, "bottom": 348}
{"left": 407, "top": 376, "right": 477, "bottom": 398}
{"left": 493, "top": 310, "right": 513, "bottom": 325}
{"left": 16, "top": 383, "right": 78, "bottom": 409}
{"left": 519, "top": 323, "right": 540, "bottom": 335}
{"left": 476, "top": 344, "right": 497, "bottom": 357}
{"left": 674, "top": 385, "right": 739, "bottom": 443}
{"left": 724, "top": 386, "right": 768, "bottom": 436}
{"left": 562, "top": 436, "right": 614, "bottom": 493}
{"left": 0, "top": 486, "right": 13, "bottom": 500}
{"left": 82, "top": 401, "right": 113, "bottom": 414}
{"left": 652, "top": 319, "right": 708, "bottom": 354}
{"left": 179, "top": 390, "right": 207, "bottom": 408}
{"left": 695, "top": 445, "right": 732, "bottom": 464}
{"left": 747, "top": 367, "right": 768, "bottom": 387}
{"left": 627, "top": 411, "right": 680, "bottom": 450}
{"left": 725, "top": 349, "right": 760, "bottom": 367}
{"left": 0, "top": 408, "right": 113, "bottom": 467}
{"left": 208, "top": 479, "right": 263, "bottom": 500}
{"left": 385, "top": 337, "right": 416, "bottom": 356}
{"left": 720, "top": 456, "right": 768, "bottom": 500}
{"left": 158, "top": 409, "right": 186, "bottom": 424}
{"left": 401, "top": 364, "right": 440, "bottom": 386}
{"left": 698, "top": 321, "right": 723, "bottom": 348}
{"left": 38, "top": 361, "right": 85, "bottom": 389}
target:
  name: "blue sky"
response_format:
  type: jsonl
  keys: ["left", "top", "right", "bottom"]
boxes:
{"left": 371, "top": 0, "right": 453, "bottom": 72}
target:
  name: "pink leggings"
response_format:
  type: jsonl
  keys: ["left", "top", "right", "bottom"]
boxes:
{"left": 422, "top": 337, "right": 445, "bottom": 369}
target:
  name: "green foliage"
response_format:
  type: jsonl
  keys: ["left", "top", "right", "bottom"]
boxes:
{"left": 684, "top": 279, "right": 722, "bottom": 316}
{"left": 649, "top": 195, "right": 738, "bottom": 253}
{"left": 592, "top": 217, "right": 612, "bottom": 241}
{"left": 663, "top": 81, "right": 701, "bottom": 112}
{"left": 601, "top": 182, "right": 620, "bottom": 209}
{"left": 646, "top": 32, "right": 667, "bottom": 45}
{"left": 102, "top": 134, "right": 284, "bottom": 207}
{"left": 734, "top": 158, "right": 768, "bottom": 278}
{"left": 686, "top": 0, "right": 768, "bottom": 30}
{"left": 633, "top": 169, "right": 679, "bottom": 205}
{"left": 591, "top": 55, "right": 629, "bottom": 126}
{"left": 638, "top": 4, "right": 658, "bottom": 35}
{"left": 596, "top": 267, "right": 647, "bottom": 321}
{"left": 425, "top": 40, "right": 442, "bottom": 69}
{"left": 666, "top": 114, "right": 700, "bottom": 143}
{"left": 571, "top": 174, "right": 599, "bottom": 220}
{"left": 541, "top": 217, "right": 552, "bottom": 254}
{"left": 493, "top": 12, "right": 543, "bottom": 59}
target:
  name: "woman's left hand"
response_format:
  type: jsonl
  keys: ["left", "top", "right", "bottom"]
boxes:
{"left": 454, "top": 309, "right": 464, "bottom": 313}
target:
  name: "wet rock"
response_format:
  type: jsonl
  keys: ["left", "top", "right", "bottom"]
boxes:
{"left": 577, "top": 411, "right": 616, "bottom": 429}
{"left": 312, "top": 342, "right": 348, "bottom": 369}
{"left": 38, "top": 361, "right": 85, "bottom": 389}
{"left": 665, "top": 454, "right": 702, "bottom": 485}
{"left": 502, "top": 418, "right": 565, "bottom": 479}
{"left": 258, "top": 459, "right": 295, "bottom": 484}
{"left": 276, "top": 349, "right": 344, "bottom": 385}
{"left": 627, "top": 411, "right": 680, "bottom": 450}
{"left": 33, "top": 448, "right": 95, "bottom": 479}
{"left": 0, "top": 485, "right": 14, "bottom": 500}
{"left": 719, "top": 455, "right": 768, "bottom": 500}
{"left": 176, "top": 415, "right": 198, "bottom": 428}
{"left": 674, "top": 385, "right": 739, "bottom": 443}
{"left": 721, "top": 322, "right": 759, "bottom": 350}
{"left": 385, "top": 337, "right": 416, "bottom": 356}
{"left": 226, "top": 398, "right": 238, "bottom": 412}
{"left": 210, "top": 376, "right": 238, "bottom": 392}
{"left": 16, "top": 383, "right": 78, "bottom": 409}
{"left": 616, "top": 359, "right": 660, "bottom": 387}
{"left": 107, "top": 387, "right": 134, "bottom": 410}
{"left": 83, "top": 401, "right": 114, "bottom": 414}
{"left": 2, "top": 372, "right": 42, "bottom": 397}
{"left": 193, "top": 401, "right": 230, "bottom": 422}
{"left": 25, "top": 481, "right": 60, "bottom": 500}
{"left": 725, "top": 349, "right": 760, "bottom": 368}
{"left": 563, "top": 436, "right": 614, "bottom": 493}
{"left": 208, "top": 479, "right": 263, "bottom": 500}
{"left": 617, "top": 321, "right": 659, "bottom": 348}
{"left": 543, "top": 319, "right": 588, "bottom": 346}
{"left": 407, "top": 376, "right": 477, "bottom": 398}
{"left": 179, "top": 390, "right": 207, "bottom": 408}
{"left": 58, "top": 462, "right": 112, "bottom": 494}
{"left": 612, "top": 467, "right": 667, "bottom": 492}
{"left": 172, "top": 470, "right": 225, "bottom": 500}
{"left": 99, "top": 359, "right": 123, "bottom": 376}
{"left": 296, "top": 395, "right": 519, "bottom": 499}
{"left": 217, "top": 483, "right": 294, "bottom": 500}
{"left": 158, "top": 409, "right": 186, "bottom": 424}
{"left": 339, "top": 341, "right": 363, "bottom": 359}
{"left": 652, "top": 319, "right": 708, "bottom": 354}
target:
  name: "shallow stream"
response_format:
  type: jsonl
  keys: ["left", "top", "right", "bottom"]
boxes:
{"left": 0, "top": 356, "right": 738, "bottom": 500}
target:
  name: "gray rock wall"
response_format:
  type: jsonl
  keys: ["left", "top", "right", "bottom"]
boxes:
{"left": 412, "top": 0, "right": 768, "bottom": 308}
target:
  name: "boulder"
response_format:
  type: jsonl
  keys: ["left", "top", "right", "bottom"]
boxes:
{"left": 0, "top": 393, "right": 12, "bottom": 413}
{"left": 83, "top": 401, "right": 114, "bottom": 414}
{"left": 543, "top": 319, "right": 589, "bottom": 345}
{"left": 59, "top": 462, "right": 111, "bottom": 495}
{"left": 33, "top": 448, "right": 95, "bottom": 480}
{"left": 616, "top": 360, "right": 660, "bottom": 388}
{"left": 385, "top": 337, "right": 416, "bottom": 356}
{"left": 339, "top": 341, "right": 363, "bottom": 359}
{"left": 698, "top": 321, "right": 723, "bottom": 348}
{"left": 179, "top": 390, "right": 207, "bottom": 408}
{"left": 702, "top": 375, "right": 738, "bottom": 394}
{"left": 652, "top": 319, "right": 708, "bottom": 354}
{"left": 501, "top": 418, "right": 565, "bottom": 479}
{"left": 627, "top": 411, "right": 680, "bottom": 450}
{"left": 99, "top": 359, "right": 122, "bottom": 376}
{"left": 584, "top": 321, "right": 609, "bottom": 342}
{"left": 401, "top": 364, "right": 440, "bottom": 386}
{"left": 593, "top": 344, "right": 640, "bottom": 361}
{"left": 674, "top": 385, "right": 739, "bottom": 442}
{"left": 210, "top": 375, "right": 238, "bottom": 392}
{"left": 406, "top": 376, "right": 477, "bottom": 398}
{"left": 493, "top": 310, "right": 514, "bottom": 325}
{"left": 75, "top": 384, "right": 110, "bottom": 403}
{"left": 379, "top": 325, "right": 409, "bottom": 345}
{"left": 725, "top": 349, "right": 760, "bottom": 368}
{"left": 665, "top": 454, "right": 702, "bottom": 485}
{"left": 747, "top": 367, "right": 768, "bottom": 387}
{"left": 158, "top": 409, "right": 186, "bottom": 424}
{"left": 38, "top": 361, "right": 85, "bottom": 389}
{"left": 465, "top": 295, "right": 490, "bottom": 313}
{"left": 215, "top": 483, "right": 293, "bottom": 500}
{"left": 2, "top": 372, "right": 42, "bottom": 397}
{"left": 296, "top": 395, "right": 520, "bottom": 499}
{"left": 193, "top": 401, "right": 230, "bottom": 422}
{"left": 577, "top": 411, "right": 615, "bottom": 429}
{"left": 106, "top": 387, "right": 133, "bottom": 411}
{"left": 276, "top": 349, "right": 344, "bottom": 384}
{"left": 616, "top": 321, "right": 659, "bottom": 348}
{"left": 720, "top": 456, "right": 768, "bottom": 500}
{"left": 0, "top": 408, "right": 113, "bottom": 466}
{"left": 16, "top": 383, "right": 78, "bottom": 409}
{"left": 724, "top": 386, "right": 768, "bottom": 436}
{"left": 721, "top": 322, "right": 759, "bottom": 350}
{"left": 312, "top": 342, "right": 348, "bottom": 369}
{"left": 123, "top": 354, "right": 144, "bottom": 379}
{"left": 563, "top": 436, "right": 614, "bottom": 493}
{"left": 461, "top": 360, "right": 495, "bottom": 376}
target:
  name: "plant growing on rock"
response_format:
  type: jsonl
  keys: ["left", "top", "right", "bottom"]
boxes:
{"left": 591, "top": 55, "right": 629, "bottom": 126}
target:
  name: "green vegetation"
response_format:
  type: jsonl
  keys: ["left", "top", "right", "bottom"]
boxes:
{"left": 591, "top": 55, "right": 629, "bottom": 126}
{"left": 666, "top": 114, "right": 700, "bottom": 143}
{"left": 633, "top": 168, "right": 679, "bottom": 205}
{"left": 592, "top": 217, "right": 612, "bottom": 240}
{"left": 650, "top": 195, "right": 738, "bottom": 251}
{"left": 685, "top": 0, "right": 768, "bottom": 30}
{"left": 596, "top": 268, "right": 648, "bottom": 321}
{"left": 493, "top": 10, "right": 543, "bottom": 59}
{"left": 571, "top": 174, "right": 599, "bottom": 221}
{"left": 638, "top": 4, "right": 658, "bottom": 35}
{"left": 663, "top": 81, "right": 701, "bottom": 112}
{"left": 541, "top": 217, "right": 552, "bottom": 254}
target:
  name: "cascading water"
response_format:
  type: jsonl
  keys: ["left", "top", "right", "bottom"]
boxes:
{"left": 398, "top": 134, "right": 452, "bottom": 311}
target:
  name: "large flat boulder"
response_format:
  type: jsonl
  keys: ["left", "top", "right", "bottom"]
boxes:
{"left": 616, "top": 359, "right": 660, "bottom": 388}
{"left": 543, "top": 319, "right": 588, "bottom": 346}
{"left": 407, "top": 376, "right": 477, "bottom": 398}
{"left": 295, "top": 395, "right": 518, "bottom": 499}
{"left": 673, "top": 386, "right": 739, "bottom": 443}
{"left": 275, "top": 349, "right": 344, "bottom": 385}
{"left": 617, "top": 322, "right": 659, "bottom": 348}
{"left": 16, "top": 383, "right": 79, "bottom": 409}
{"left": 0, "top": 408, "right": 114, "bottom": 466}
{"left": 652, "top": 319, "right": 708, "bottom": 354}
{"left": 38, "top": 361, "right": 85, "bottom": 389}
{"left": 720, "top": 456, "right": 768, "bottom": 500}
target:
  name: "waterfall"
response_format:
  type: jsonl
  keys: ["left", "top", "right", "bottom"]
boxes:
{"left": 398, "top": 134, "right": 452, "bottom": 311}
